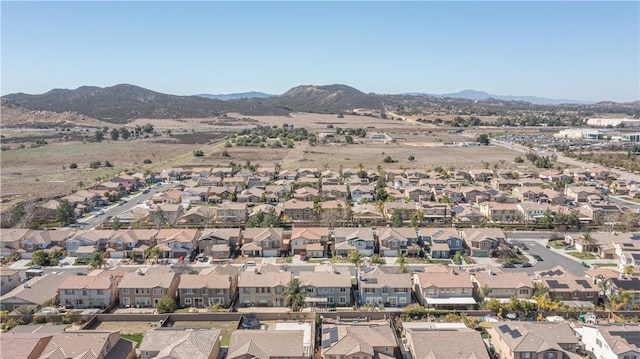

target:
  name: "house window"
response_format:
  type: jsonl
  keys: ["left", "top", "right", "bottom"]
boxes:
{"left": 123, "top": 288, "right": 129, "bottom": 294}
{"left": 65, "top": 289, "right": 74, "bottom": 295}
{"left": 339, "top": 296, "right": 347, "bottom": 304}
{"left": 521, "top": 353, "right": 531, "bottom": 359}
{"left": 185, "top": 289, "right": 195, "bottom": 294}
{"left": 426, "top": 288, "right": 436, "bottom": 295}
{"left": 275, "top": 287, "right": 283, "bottom": 294}
{"left": 381, "top": 287, "right": 388, "bottom": 294}
{"left": 544, "top": 353, "right": 555, "bottom": 359}
{"left": 122, "top": 297, "right": 130, "bottom": 306}
{"left": 202, "top": 288, "right": 209, "bottom": 295}
{"left": 185, "top": 298, "right": 192, "bottom": 304}
{"left": 328, "top": 297, "right": 334, "bottom": 304}
{"left": 339, "top": 288, "right": 347, "bottom": 293}
{"left": 97, "top": 290, "right": 104, "bottom": 295}
{"left": 153, "top": 288, "right": 164, "bottom": 295}
{"left": 622, "top": 356, "right": 636, "bottom": 359}
{"left": 243, "top": 288, "right": 250, "bottom": 293}
{"left": 518, "top": 289, "right": 529, "bottom": 295}
{"left": 586, "top": 292, "right": 593, "bottom": 298}
{"left": 399, "top": 297, "right": 407, "bottom": 304}
{"left": 82, "top": 290, "right": 88, "bottom": 296}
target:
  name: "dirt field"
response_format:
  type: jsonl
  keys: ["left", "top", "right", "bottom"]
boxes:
{"left": 1, "top": 112, "right": 529, "bottom": 212}
{"left": 94, "top": 320, "right": 162, "bottom": 334}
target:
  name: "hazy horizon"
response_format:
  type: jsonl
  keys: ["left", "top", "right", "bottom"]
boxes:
{"left": 2, "top": 1, "right": 639, "bottom": 102}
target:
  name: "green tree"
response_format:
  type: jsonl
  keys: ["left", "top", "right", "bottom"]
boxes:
{"left": 581, "top": 233, "right": 597, "bottom": 253}
{"left": 31, "top": 250, "right": 48, "bottom": 266}
{"left": 369, "top": 254, "right": 386, "bottom": 265}
{"left": 111, "top": 216, "right": 122, "bottom": 230}
{"left": 476, "top": 134, "right": 490, "bottom": 145}
{"left": 110, "top": 128, "right": 120, "bottom": 140}
{"left": 375, "top": 187, "right": 388, "bottom": 202}
{"left": 193, "top": 150, "right": 204, "bottom": 157}
{"left": 87, "top": 252, "right": 106, "bottom": 270}
{"left": 283, "top": 278, "right": 306, "bottom": 312}
{"left": 408, "top": 155, "right": 415, "bottom": 162}
{"left": 56, "top": 199, "right": 75, "bottom": 226}
{"left": 623, "top": 265, "right": 636, "bottom": 276}
{"left": 514, "top": 156, "right": 524, "bottom": 163}
{"left": 391, "top": 209, "right": 403, "bottom": 227}
{"left": 94, "top": 129, "right": 104, "bottom": 142}
{"left": 453, "top": 251, "right": 462, "bottom": 264}
{"left": 396, "top": 252, "right": 408, "bottom": 273}
{"left": 156, "top": 296, "right": 177, "bottom": 313}
{"left": 119, "top": 127, "right": 131, "bottom": 140}
{"left": 47, "top": 249, "right": 62, "bottom": 266}
{"left": 348, "top": 250, "right": 365, "bottom": 268}
{"left": 482, "top": 298, "right": 503, "bottom": 312}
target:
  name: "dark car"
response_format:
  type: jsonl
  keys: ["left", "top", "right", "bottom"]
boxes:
{"left": 521, "top": 262, "right": 533, "bottom": 268}
{"left": 532, "top": 254, "right": 544, "bottom": 261}
{"left": 581, "top": 261, "right": 590, "bottom": 268}
{"left": 502, "top": 262, "right": 516, "bottom": 268}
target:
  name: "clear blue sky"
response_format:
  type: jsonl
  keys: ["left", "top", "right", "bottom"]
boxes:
{"left": 2, "top": 1, "right": 639, "bottom": 102}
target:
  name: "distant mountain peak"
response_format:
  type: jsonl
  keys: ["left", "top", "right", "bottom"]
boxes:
{"left": 196, "top": 91, "right": 274, "bottom": 101}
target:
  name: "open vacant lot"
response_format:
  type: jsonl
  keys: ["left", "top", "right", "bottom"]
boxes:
{"left": 94, "top": 320, "right": 162, "bottom": 335}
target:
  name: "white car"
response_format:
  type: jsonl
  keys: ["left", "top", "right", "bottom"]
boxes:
{"left": 97, "top": 210, "right": 105, "bottom": 215}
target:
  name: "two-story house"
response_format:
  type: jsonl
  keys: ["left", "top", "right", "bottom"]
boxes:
{"left": 321, "top": 185, "right": 349, "bottom": 201}
{"left": 178, "top": 266, "right": 237, "bottom": 308}
{"left": 463, "top": 228, "right": 505, "bottom": 257}
{"left": 155, "top": 229, "right": 199, "bottom": 259}
{"left": 0, "top": 228, "right": 30, "bottom": 259}
{"left": 66, "top": 229, "right": 114, "bottom": 257}
{"left": 139, "top": 328, "right": 221, "bottom": 359}
{"left": 237, "top": 267, "right": 292, "bottom": 307}
{"left": 358, "top": 266, "right": 412, "bottom": 307}
{"left": 241, "top": 227, "right": 284, "bottom": 257}
{"left": 107, "top": 228, "right": 157, "bottom": 259}
{"left": 535, "top": 266, "right": 599, "bottom": 306}
{"left": 321, "top": 321, "right": 398, "bottom": 359}
{"left": 471, "top": 270, "right": 534, "bottom": 302}
{"left": 487, "top": 322, "right": 579, "bottom": 359}
{"left": 332, "top": 227, "right": 375, "bottom": 257}
{"left": 198, "top": 228, "right": 241, "bottom": 259}
{"left": 0, "top": 269, "right": 21, "bottom": 295}
{"left": 118, "top": 266, "right": 179, "bottom": 308}
{"left": 299, "top": 266, "right": 352, "bottom": 308}
{"left": 216, "top": 202, "right": 248, "bottom": 223}
{"left": 412, "top": 267, "right": 476, "bottom": 310}
{"left": 19, "top": 229, "right": 71, "bottom": 259}
{"left": 581, "top": 324, "right": 640, "bottom": 359}
{"left": 59, "top": 267, "right": 128, "bottom": 309}
{"left": 419, "top": 227, "right": 464, "bottom": 259}
{"left": 283, "top": 199, "right": 314, "bottom": 221}
{"left": 378, "top": 227, "right": 420, "bottom": 257}
{"left": 290, "top": 227, "right": 329, "bottom": 257}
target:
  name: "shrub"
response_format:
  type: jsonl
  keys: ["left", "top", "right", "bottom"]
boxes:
{"left": 193, "top": 150, "right": 204, "bottom": 157}
{"left": 69, "top": 163, "right": 78, "bottom": 169}
{"left": 143, "top": 159, "right": 152, "bottom": 164}
{"left": 33, "top": 315, "right": 47, "bottom": 323}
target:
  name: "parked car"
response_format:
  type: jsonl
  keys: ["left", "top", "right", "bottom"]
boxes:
{"left": 532, "top": 254, "right": 544, "bottom": 261}
{"left": 581, "top": 261, "right": 590, "bottom": 268}
{"left": 521, "top": 262, "right": 533, "bottom": 268}
{"left": 502, "top": 262, "right": 516, "bottom": 268}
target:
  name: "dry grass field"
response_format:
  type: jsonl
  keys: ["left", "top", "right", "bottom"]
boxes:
{"left": 94, "top": 320, "right": 162, "bottom": 335}
{"left": 1, "top": 112, "right": 526, "bottom": 212}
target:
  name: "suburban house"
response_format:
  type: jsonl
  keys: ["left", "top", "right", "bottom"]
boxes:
{"left": 178, "top": 268, "right": 236, "bottom": 308}
{"left": 471, "top": 269, "right": 534, "bottom": 302}
{"left": 241, "top": 227, "right": 284, "bottom": 257}
{"left": 155, "top": 228, "right": 199, "bottom": 259}
{"left": 454, "top": 205, "right": 486, "bottom": 224}
{"left": 293, "top": 187, "right": 320, "bottom": 202}
{"left": 383, "top": 201, "right": 419, "bottom": 222}
{"left": 350, "top": 184, "right": 375, "bottom": 204}
{"left": 299, "top": 265, "right": 352, "bottom": 308}
{"left": 0, "top": 228, "right": 29, "bottom": 258}
{"left": 264, "top": 184, "right": 291, "bottom": 203}
{"left": 216, "top": 202, "right": 248, "bottom": 223}
{"left": 237, "top": 187, "right": 266, "bottom": 203}
{"left": 517, "top": 203, "right": 555, "bottom": 223}
{"left": 412, "top": 267, "right": 476, "bottom": 310}
{"left": 404, "top": 327, "right": 490, "bottom": 359}
{"left": 351, "top": 203, "right": 385, "bottom": 224}
{"left": 320, "top": 321, "right": 398, "bottom": 359}
{"left": 419, "top": 227, "right": 464, "bottom": 258}
{"left": 107, "top": 229, "right": 157, "bottom": 259}
{"left": 118, "top": 266, "right": 179, "bottom": 308}
{"left": 418, "top": 201, "right": 450, "bottom": 224}
{"left": 565, "top": 186, "right": 601, "bottom": 203}
{"left": 321, "top": 185, "right": 349, "bottom": 201}
{"left": 479, "top": 202, "right": 519, "bottom": 222}
{"left": 463, "top": 228, "right": 505, "bottom": 257}
{"left": 228, "top": 327, "right": 308, "bottom": 359}
{"left": 19, "top": 229, "right": 71, "bottom": 259}
{"left": 378, "top": 227, "right": 420, "bottom": 257}
{"left": 207, "top": 186, "right": 237, "bottom": 203}
{"left": 579, "top": 202, "right": 622, "bottom": 223}
{"left": 0, "top": 269, "right": 22, "bottom": 295}
{"left": 58, "top": 267, "right": 128, "bottom": 309}
{"left": 198, "top": 228, "right": 241, "bottom": 258}
{"left": 332, "top": 227, "right": 375, "bottom": 257}
{"left": 66, "top": 229, "right": 114, "bottom": 257}
{"left": 237, "top": 267, "right": 292, "bottom": 307}
{"left": 210, "top": 167, "right": 234, "bottom": 178}
{"left": 176, "top": 205, "right": 216, "bottom": 225}
{"left": 2, "top": 328, "right": 135, "bottom": 359}
{"left": 0, "top": 272, "right": 71, "bottom": 312}
{"left": 151, "top": 188, "right": 183, "bottom": 204}
{"left": 535, "top": 266, "right": 599, "bottom": 306}
{"left": 290, "top": 227, "right": 330, "bottom": 257}
{"left": 487, "top": 322, "right": 579, "bottom": 359}
{"left": 283, "top": 199, "right": 314, "bottom": 221}
{"left": 149, "top": 203, "right": 184, "bottom": 225}
{"left": 358, "top": 266, "right": 412, "bottom": 307}
{"left": 581, "top": 324, "right": 640, "bottom": 359}
{"left": 138, "top": 328, "right": 221, "bottom": 359}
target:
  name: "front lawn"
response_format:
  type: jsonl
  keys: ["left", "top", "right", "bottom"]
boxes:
{"left": 592, "top": 263, "right": 618, "bottom": 268}
{"left": 566, "top": 252, "right": 596, "bottom": 260}
{"left": 549, "top": 239, "right": 564, "bottom": 249}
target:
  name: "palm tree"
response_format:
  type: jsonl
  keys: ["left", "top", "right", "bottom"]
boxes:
{"left": 581, "top": 233, "right": 596, "bottom": 253}
{"left": 348, "top": 250, "right": 365, "bottom": 268}
{"left": 595, "top": 274, "right": 613, "bottom": 297}
{"left": 87, "top": 252, "right": 106, "bottom": 270}
{"left": 283, "top": 278, "right": 307, "bottom": 312}
{"left": 397, "top": 252, "right": 408, "bottom": 273}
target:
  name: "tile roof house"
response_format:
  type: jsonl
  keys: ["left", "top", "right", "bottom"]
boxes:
{"left": 19, "top": 229, "right": 71, "bottom": 259}
{"left": 241, "top": 227, "right": 284, "bottom": 257}
{"left": 237, "top": 187, "right": 266, "bottom": 203}
{"left": 290, "top": 227, "right": 330, "bottom": 257}
{"left": 417, "top": 201, "right": 451, "bottom": 224}
{"left": 198, "top": 227, "right": 241, "bottom": 258}
{"left": 358, "top": 266, "right": 412, "bottom": 307}
{"left": 107, "top": 228, "right": 157, "bottom": 259}
{"left": 177, "top": 205, "right": 216, "bottom": 226}
{"left": 418, "top": 227, "right": 464, "bottom": 259}
{"left": 237, "top": 267, "right": 292, "bottom": 307}
{"left": 478, "top": 202, "right": 519, "bottom": 223}
{"left": 471, "top": 269, "right": 534, "bottom": 302}
{"left": 178, "top": 268, "right": 236, "bottom": 308}
{"left": 404, "top": 327, "right": 490, "bottom": 359}
{"left": 321, "top": 184, "right": 349, "bottom": 201}
{"left": 293, "top": 186, "right": 320, "bottom": 202}
{"left": 462, "top": 228, "right": 505, "bottom": 257}
{"left": 138, "top": 328, "right": 221, "bottom": 359}
{"left": 581, "top": 324, "right": 640, "bottom": 359}
{"left": 0, "top": 268, "right": 21, "bottom": 296}
{"left": 320, "top": 321, "right": 398, "bottom": 359}
{"left": 216, "top": 202, "right": 248, "bottom": 223}
{"left": 66, "top": 229, "right": 114, "bottom": 257}
{"left": 486, "top": 322, "right": 580, "bottom": 359}
{"left": 0, "top": 228, "right": 29, "bottom": 258}
{"left": 412, "top": 268, "right": 476, "bottom": 310}
{"left": 283, "top": 199, "right": 315, "bottom": 221}
{"left": 535, "top": 266, "right": 598, "bottom": 306}
{"left": 118, "top": 266, "right": 179, "bottom": 308}
{"left": 378, "top": 227, "right": 420, "bottom": 257}
{"left": 332, "top": 227, "right": 375, "bottom": 257}
{"left": 0, "top": 272, "right": 72, "bottom": 312}
{"left": 351, "top": 203, "right": 385, "bottom": 224}
{"left": 228, "top": 328, "right": 308, "bottom": 359}
{"left": 58, "top": 266, "right": 128, "bottom": 309}
{"left": 299, "top": 266, "right": 352, "bottom": 307}
{"left": 155, "top": 228, "right": 199, "bottom": 259}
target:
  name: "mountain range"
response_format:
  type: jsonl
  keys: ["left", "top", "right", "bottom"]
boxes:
{"left": 404, "top": 90, "right": 594, "bottom": 105}
{"left": 2, "top": 83, "right": 638, "bottom": 125}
